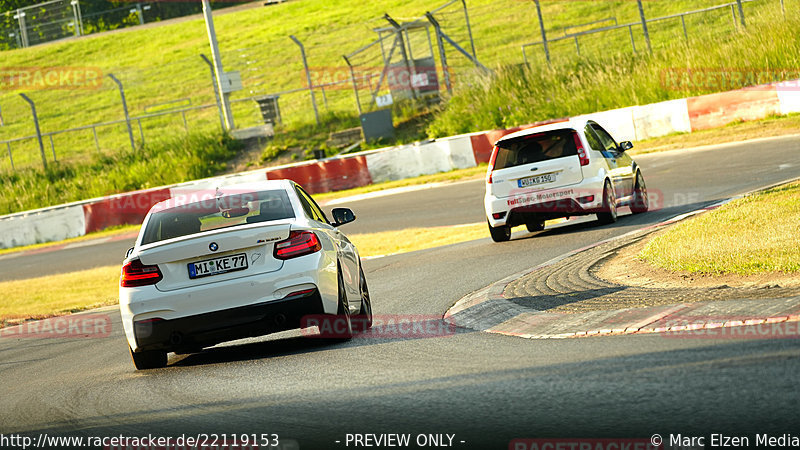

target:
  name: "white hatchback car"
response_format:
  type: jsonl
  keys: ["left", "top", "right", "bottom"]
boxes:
{"left": 119, "top": 180, "right": 372, "bottom": 370}
{"left": 485, "top": 118, "right": 648, "bottom": 242}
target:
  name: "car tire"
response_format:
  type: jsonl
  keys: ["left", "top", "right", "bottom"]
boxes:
{"left": 525, "top": 219, "right": 545, "bottom": 233}
{"left": 597, "top": 180, "right": 618, "bottom": 225}
{"left": 488, "top": 221, "right": 511, "bottom": 242}
{"left": 129, "top": 346, "right": 167, "bottom": 370}
{"left": 331, "top": 268, "right": 354, "bottom": 341}
{"left": 355, "top": 265, "right": 373, "bottom": 333}
{"left": 630, "top": 171, "right": 649, "bottom": 214}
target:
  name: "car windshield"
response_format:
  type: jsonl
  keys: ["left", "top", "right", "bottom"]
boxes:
{"left": 141, "top": 189, "right": 295, "bottom": 245}
{"left": 494, "top": 129, "right": 578, "bottom": 170}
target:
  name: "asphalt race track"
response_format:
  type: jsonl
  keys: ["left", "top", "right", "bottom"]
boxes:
{"left": 1, "top": 135, "right": 799, "bottom": 449}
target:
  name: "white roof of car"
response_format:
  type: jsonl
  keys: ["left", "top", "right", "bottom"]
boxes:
{"left": 495, "top": 118, "right": 590, "bottom": 144}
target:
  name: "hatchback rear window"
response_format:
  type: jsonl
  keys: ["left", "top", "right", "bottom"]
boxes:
{"left": 493, "top": 129, "right": 578, "bottom": 170}
{"left": 141, "top": 189, "right": 295, "bottom": 245}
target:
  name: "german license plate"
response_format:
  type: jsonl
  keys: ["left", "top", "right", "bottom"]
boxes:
{"left": 188, "top": 253, "right": 248, "bottom": 279}
{"left": 518, "top": 173, "right": 557, "bottom": 188}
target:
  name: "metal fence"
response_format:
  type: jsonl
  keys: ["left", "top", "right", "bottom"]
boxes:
{"left": 0, "top": 0, "right": 792, "bottom": 173}
{"left": 0, "top": 0, "right": 228, "bottom": 51}
{"left": 521, "top": 0, "right": 766, "bottom": 64}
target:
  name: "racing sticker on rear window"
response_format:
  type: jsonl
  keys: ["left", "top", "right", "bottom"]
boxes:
{"left": 507, "top": 189, "right": 574, "bottom": 207}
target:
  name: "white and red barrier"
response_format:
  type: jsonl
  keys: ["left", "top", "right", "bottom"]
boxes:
{"left": 2, "top": 80, "right": 799, "bottom": 249}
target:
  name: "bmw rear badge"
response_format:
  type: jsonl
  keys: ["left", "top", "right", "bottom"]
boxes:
{"left": 209, "top": 242, "right": 219, "bottom": 252}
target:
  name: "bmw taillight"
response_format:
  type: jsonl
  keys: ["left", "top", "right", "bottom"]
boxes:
{"left": 121, "top": 259, "right": 163, "bottom": 287}
{"left": 487, "top": 145, "right": 500, "bottom": 184}
{"left": 574, "top": 132, "right": 590, "bottom": 166}
{"left": 274, "top": 231, "right": 321, "bottom": 260}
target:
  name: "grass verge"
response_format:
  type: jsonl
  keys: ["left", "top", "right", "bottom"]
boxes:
{"left": 0, "top": 265, "right": 120, "bottom": 327}
{"left": 639, "top": 182, "right": 800, "bottom": 274}
{"left": 349, "top": 222, "right": 487, "bottom": 257}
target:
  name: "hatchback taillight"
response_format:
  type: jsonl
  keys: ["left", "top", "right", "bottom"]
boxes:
{"left": 487, "top": 145, "right": 500, "bottom": 184}
{"left": 574, "top": 132, "right": 590, "bottom": 166}
{"left": 121, "top": 259, "right": 163, "bottom": 287}
{"left": 274, "top": 231, "right": 321, "bottom": 260}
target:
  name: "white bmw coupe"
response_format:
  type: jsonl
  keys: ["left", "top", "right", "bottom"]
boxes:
{"left": 119, "top": 180, "right": 372, "bottom": 370}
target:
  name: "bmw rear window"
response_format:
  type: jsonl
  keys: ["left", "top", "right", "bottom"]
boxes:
{"left": 493, "top": 129, "right": 578, "bottom": 170}
{"left": 141, "top": 189, "right": 295, "bottom": 245}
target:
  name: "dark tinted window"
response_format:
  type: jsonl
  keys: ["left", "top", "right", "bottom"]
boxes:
{"left": 590, "top": 124, "right": 619, "bottom": 152}
{"left": 494, "top": 129, "right": 578, "bottom": 170}
{"left": 583, "top": 125, "right": 604, "bottom": 152}
{"left": 295, "top": 186, "right": 329, "bottom": 224}
{"left": 142, "top": 189, "right": 294, "bottom": 245}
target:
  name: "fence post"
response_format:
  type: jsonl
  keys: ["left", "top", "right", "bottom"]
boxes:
{"left": 290, "top": 35, "right": 320, "bottom": 126}
{"left": 70, "top": 0, "right": 80, "bottom": 36}
{"left": 49, "top": 135, "right": 56, "bottom": 162}
{"left": 385, "top": 14, "right": 418, "bottom": 100}
{"left": 14, "top": 10, "right": 29, "bottom": 48}
{"left": 202, "top": 0, "right": 234, "bottom": 131}
{"left": 200, "top": 54, "right": 225, "bottom": 133}
{"left": 343, "top": 55, "right": 362, "bottom": 116}
{"left": 137, "top": 119, "right": 145, "bottom": 147}
{"left": 426, "top": 12, "right": 452, "bottom": 95}
{"left": 92, "top": 126, "right": 100, "bottom": 152}
{"left": 628, "top": 25, "right": 637, "bottom": 53}
{"left": 6, "top": 143, "right": 14, "bottom": 172}
{"left": 574, "top": 35, "right": 580, "bottom": 56}
{"left": 19, "top": 93, "right": 47, "bottom": 170}
{"left": 681, "top": 14, "right": 688, "bottom": 41}
{"left": 107, "top": 73, "right": 136, "bottom": 151}
{"left": 460, "top": 0, "right": 477, "bottom": 60}
{"left": 533, "top": 0, "right": 550, "bottom": 64}
{"left": 781, "top": 0, "right": 785, "bottom": 17}
{"left": 70, "top": 0, "right": 83, "bottom": 36}
{"left": 637, "top": 0, "right": 652, "bottom": 54}
{"left": 736, "top": 0, "right": 746, "bottom": 28}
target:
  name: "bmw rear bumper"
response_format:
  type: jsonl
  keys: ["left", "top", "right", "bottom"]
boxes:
{"left": 132, "top": 289, "right": 325, "bottom": 353}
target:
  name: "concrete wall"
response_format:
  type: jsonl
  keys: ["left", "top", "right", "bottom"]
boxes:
{"left": 632, "top": 99, "right": 692, "bottom": 141}
{"left": 365, "top": 135, "right": 476, "bottom": 183}
{"left": 0, "top": 205, "right": 86, "bottom": 249}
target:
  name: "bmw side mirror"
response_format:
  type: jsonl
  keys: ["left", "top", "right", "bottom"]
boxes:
{"left": 619, "top": 141, "right": 634, "bottom": 152}
{"left": 331, "top": 208, "right": 356, "bottom": 227}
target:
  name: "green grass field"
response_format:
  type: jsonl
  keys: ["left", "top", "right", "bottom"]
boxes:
{"left": 1, "top": 0, "right": 793, "bottom": 170}
{"left": 639, "top": 182, "right": 800, "bottom": 274}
